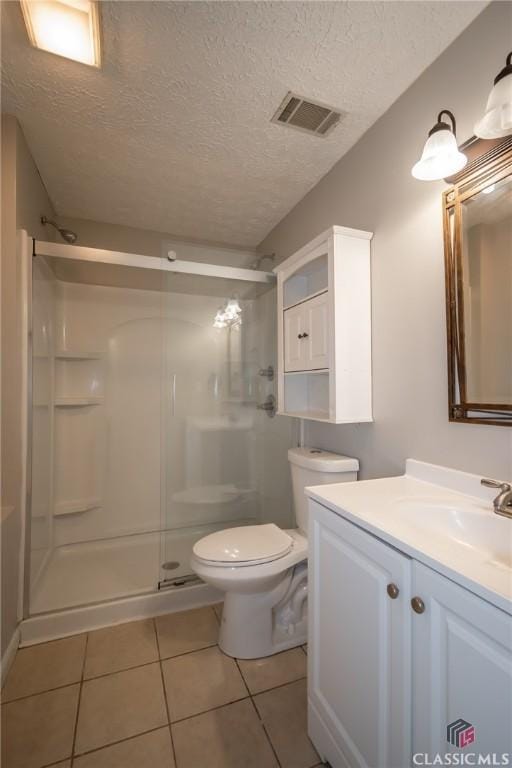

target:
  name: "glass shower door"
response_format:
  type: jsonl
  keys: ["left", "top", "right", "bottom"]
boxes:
{"left": 158, "top": 270, "right": 294, "bottom": 588}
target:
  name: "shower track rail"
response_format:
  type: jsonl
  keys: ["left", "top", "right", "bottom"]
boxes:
{"left": 34, "top": 240, "right": 276, "bottom": 284}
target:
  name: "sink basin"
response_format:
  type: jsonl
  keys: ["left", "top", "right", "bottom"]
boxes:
{"left": 306, "top": 460, "right": 512, "bottom": 611}
{"left": 392, "top": 498, "right": 512, "bottom": 570}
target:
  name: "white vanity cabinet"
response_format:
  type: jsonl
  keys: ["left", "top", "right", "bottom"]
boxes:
{"left": 275, "top": 226, "right": 372, "bottom": 423}
{"left": 308, "top": 500, "right": 412, "bottom": 768}
{"left": 412, "top": 562, "right": 512, "bottom": 761}
{"left": 308, "top": 499, "right": 512, "bottom": 768}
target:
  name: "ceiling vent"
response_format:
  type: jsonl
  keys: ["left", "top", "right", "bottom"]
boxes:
{"left": 272, "top": 92, "right": 343, "bottom": 137}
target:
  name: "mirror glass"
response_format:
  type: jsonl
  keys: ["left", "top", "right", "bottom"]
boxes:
{"left": 460, "top": 175, "right": 512, "bottom": 405}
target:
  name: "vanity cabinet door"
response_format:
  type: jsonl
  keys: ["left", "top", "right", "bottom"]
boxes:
{"left": 412, "top": 562, "right": 512, "bottom": 762}
{"left": 308, "top": 500, "right": 412, "bottom": 768}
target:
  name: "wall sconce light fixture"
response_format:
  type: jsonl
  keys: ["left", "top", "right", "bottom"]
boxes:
{"left": 411, "top": 110, "right": 467, "bottom": 181}
{"left": 474, "top": 52, "right": 512, "bottom": 139}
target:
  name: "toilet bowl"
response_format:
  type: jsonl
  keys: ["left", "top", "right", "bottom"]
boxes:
{"left": 191, "top": 447, "right": 358, "bottom": 658}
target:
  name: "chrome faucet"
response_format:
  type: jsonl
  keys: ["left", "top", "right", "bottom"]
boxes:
{"left": 481, "top": 479, "right": 512, "bottom": 519}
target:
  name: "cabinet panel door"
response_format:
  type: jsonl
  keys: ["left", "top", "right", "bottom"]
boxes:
{"left": 309, "top": 501, "right": 412, "bottom": 768}
{"left": 284, "top": 304, "right": 306, "bottom": 372}
{"left": 412, "top": 562, "right": 512, "bottom": 761}
{"left": 304, "top": 292, "right": 329, "bottom": 370}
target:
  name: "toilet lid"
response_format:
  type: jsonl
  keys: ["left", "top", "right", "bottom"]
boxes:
{"left": 193, "top": 524, "right": 293, "bottom": 565}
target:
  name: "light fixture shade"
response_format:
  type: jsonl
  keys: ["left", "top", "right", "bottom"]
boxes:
{"left": 224, "top": 299, "right": 241, "bottom": 319}
{"left": 474, "top": 69, "right": 512, "bottom": 139}
{"left": 411, "top": 127, "right": 467, "bottom": 181}
{"left": 20, "top": 0, "right": 101, "bottom": 67}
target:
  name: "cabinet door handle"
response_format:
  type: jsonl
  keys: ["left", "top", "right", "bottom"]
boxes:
{"left": 411, "top": 596, "right": 425, "bottom": 614}
{"left": 297, "top": 332, "right": 309, "bottom": 339}
{"left": 387, "top": 583, "right": 399, "bottom": 599}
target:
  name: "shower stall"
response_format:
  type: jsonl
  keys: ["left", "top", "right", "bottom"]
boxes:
{"left": 20, "top": 230, "right": 294, "bottom": 642}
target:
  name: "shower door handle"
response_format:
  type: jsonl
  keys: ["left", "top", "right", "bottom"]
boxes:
{"left": 171, "top": 374, "right": 176, "bottom": 417}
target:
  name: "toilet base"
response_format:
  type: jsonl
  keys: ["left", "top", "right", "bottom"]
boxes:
{"left": 218, "top": 562, "right": 308, "bottom": 659}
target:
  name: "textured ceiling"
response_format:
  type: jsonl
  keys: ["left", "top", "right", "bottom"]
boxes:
{"left": 2, "top": 1, "right": 485, "bottom": 247}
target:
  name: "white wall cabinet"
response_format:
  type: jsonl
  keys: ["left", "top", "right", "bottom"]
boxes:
{"left": 309, "top": 499, "right": 512, "bottom": 768}
{"left": 275, "top": 226, "right": 372, "bottom": 423}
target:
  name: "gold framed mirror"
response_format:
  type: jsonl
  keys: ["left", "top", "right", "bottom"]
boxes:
{"left": 443, "top": 135, "right": 512, "bottom": 426}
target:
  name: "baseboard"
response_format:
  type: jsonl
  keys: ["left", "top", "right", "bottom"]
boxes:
{"left": 308, "top": 699, "right": 351, "bottom": 768}
{"left": 20, "top": 582, "right": 222, "bottom": 646}
{"left": 1, "top": 627, "right": 21, "bottom": 685}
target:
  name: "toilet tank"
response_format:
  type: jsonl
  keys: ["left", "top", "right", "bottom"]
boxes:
{"left": 288, "top": 447, "right": 358, "bottom": 534}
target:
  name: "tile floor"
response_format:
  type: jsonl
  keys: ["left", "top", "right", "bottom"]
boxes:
{"left": 1, "top": 604, "right": 321, "bottom": 768}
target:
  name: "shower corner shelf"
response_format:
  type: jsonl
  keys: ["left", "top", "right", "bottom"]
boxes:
{"left": 54, "top": 397, "right": 103, "bottom": 407}
{"left": 54, "top": 498, "right": 102, "bottom": 517}
{"left": 55, "top": 351, "right": 101, "bottom": 360}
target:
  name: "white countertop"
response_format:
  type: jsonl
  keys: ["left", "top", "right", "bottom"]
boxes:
{"left": 306, "top": 459, "right": 512, "bottom": 615}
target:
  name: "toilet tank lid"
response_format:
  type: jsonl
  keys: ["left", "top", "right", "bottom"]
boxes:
{"left": 288, "top": 447, "right": 359, "bottom": 473}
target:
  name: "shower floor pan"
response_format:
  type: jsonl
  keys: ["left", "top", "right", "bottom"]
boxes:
{"left": 29, "top": 521, "right": 248, "bottom": 615}
{"left": 21, "top": 523, "right": 237, "bottom": 646}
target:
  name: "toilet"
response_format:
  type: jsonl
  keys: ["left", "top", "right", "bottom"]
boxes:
{"left": 191, "top": 447, "right": 358, "bottom": 658}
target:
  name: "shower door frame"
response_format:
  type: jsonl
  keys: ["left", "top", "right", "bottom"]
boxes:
{"left": 21, "top": 233, "right": 275, "bottom": 619}
{"left": 33, "top": 239, "right": 275, "bottom": 284}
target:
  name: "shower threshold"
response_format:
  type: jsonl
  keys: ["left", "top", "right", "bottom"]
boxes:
{"left": 158, "top": 573, "right": 202, "bottom": 590}
{"left": 20, "top": 579, "right": 221, "bottom": 647}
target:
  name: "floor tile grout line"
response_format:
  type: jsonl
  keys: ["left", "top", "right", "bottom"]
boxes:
{"left": 3, "top": 641, "right": 222, "bottom": 704}
{"left": 2, "top": 679, "right": 86, "bottom": 705}
{"left": 247, "top": 693, "right": 283, "bottom": 768}
{"left": 159, "top": 640, "right": 218, "bottom": 663}
{"left": 241, "top": 674, "right": 308, "bottom": 699}
{"left": 69, "top": 631, "right": 89, "bottom": 766}
{"left": 0, "top": 649, "right": 305, "bottom": 708}
{"left": 2, "top": 658, "right": 161, "bottom": 704}
{"left": 2, "top": 644, "right": 306, "bottom": 705}
{"left": 170, "top": 692, "right": 251, "bottom": 726}
{"left": 82, "top": 657, "right": 161, "bottom": 683}
{"left": 69, "top": 724, "right": 171, "bottom": 761}
{"left": 233, "top": 654, "right": 252, "bottom": 698}
{"left": 154, "top": 617, "right": 178, "bottom": 768}
{"left": 7, "top": 607, "right": 307, "bottom": 768}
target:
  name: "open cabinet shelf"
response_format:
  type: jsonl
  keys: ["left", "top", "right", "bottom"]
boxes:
{"left": 55, "top": 351, "right": 101, "bottom": 360}
{"left": 54, "top": 498, "right": 102, "bottom": 517}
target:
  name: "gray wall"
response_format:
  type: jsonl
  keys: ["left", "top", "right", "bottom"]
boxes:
{"left": 1, "top": 115, "right": 55, "bottom": 658}
{"left": 258, "top": 2, "right": 512, "bottom": 481}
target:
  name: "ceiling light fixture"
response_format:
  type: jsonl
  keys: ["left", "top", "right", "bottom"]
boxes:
{"left": 474, "top": 52, "right": 512, "bottom": 139}
{"left": 411, "top": 110, "right": 467, "bottom": 181}
{"left": 20, "top": 0, "right": 101, "bottom": 67}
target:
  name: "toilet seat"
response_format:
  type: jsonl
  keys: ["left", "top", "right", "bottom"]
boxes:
{"left": 193, "top": 523, "right": 293, "bottom": 567}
